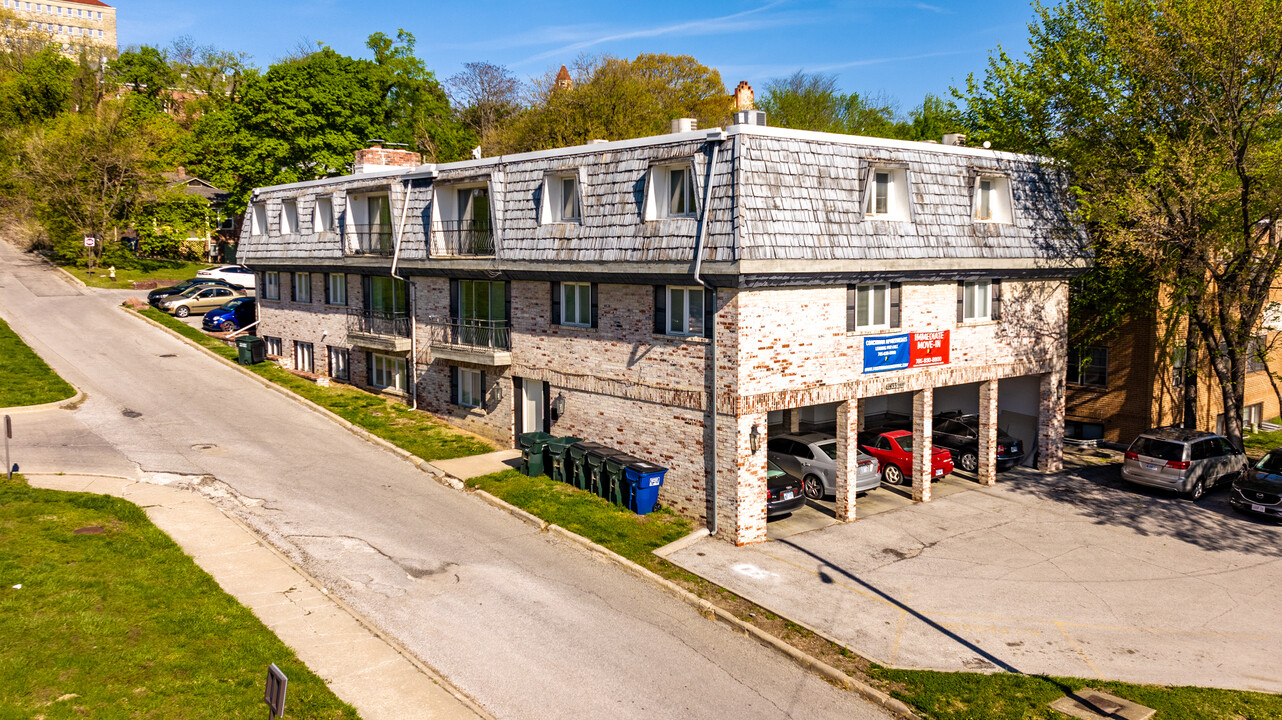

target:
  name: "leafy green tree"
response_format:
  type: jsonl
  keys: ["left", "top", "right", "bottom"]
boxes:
{"left": 109, "top": 46, "right": 176, "bottom": 110}
{"left": 0, "top": 47, "right": 76, "bottom": 126}
{"left": 130, "top": 189, "right": 216, "bottom": 258}
{"left": 367, "top": 30, "right": 470, "bottom": 162}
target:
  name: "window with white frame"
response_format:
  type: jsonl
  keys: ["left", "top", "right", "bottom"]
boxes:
{"left": 865, "top": 167, "right": 910, "bottom": 221}
{"left": 280, "top": 200, "right": 298, "bottom": 234}
{"left": 561, "top": 282, "right": 591, "bottom": 326}
{"left": 325, "top": 273, "right": 347, "bottom": 306}
{"left": 262, "top": 271, "right": 280, "bottom": 300}
{"left": 369, "top": 354, "right": 406, "bottom": 392}
{"left": 853, "top": 283, "right": 890, "bottom": 330}
{"left": 314, "top": 196, "right": 334, "bottom": 232}
{"left": 251, "top": 203, "right": 267, "bottom": 236}
{"left": 974, "top": 175, "right": 1013, "bottom": 223}
{"left": 962, "top": 280, "right": 991, "bottom": 321}
{"left": 328, "top": 346, "right": 349, "bottom": 381}
{"left": 646, "top": 163, "right": 696, "bottom": 219}
{"left": 264, "top": 336, "right": 282, "bottom": 356}
{"left": 293, "top": 341, "right": 314, "bottom": 373}
{"left": 292, "top": 272, "right": 311, "bottom": 303}
{"left": 544, "top": 174, "right": 581, "bottom": 223}
{"left": 667, "top": 286, "right": 704, "bottom": 336}
{"left": 456, "top": 368, "right": 483, "bottom": 408}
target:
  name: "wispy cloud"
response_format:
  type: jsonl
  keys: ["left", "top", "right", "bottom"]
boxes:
{"left": 813, "top": 49, "right": 967, "bottom": 72}
{"left": 913, "top": 2, "right": 951, "bottom": 14}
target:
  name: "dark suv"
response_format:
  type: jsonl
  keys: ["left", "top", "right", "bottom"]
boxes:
{"left": 932, "top": 414, "right": 1026, "bottom": 472}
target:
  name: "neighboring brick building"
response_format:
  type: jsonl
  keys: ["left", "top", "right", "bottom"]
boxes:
{"left": 4, "top": 0, "right": 117, "bottom": 55}
{"left": 237, "top": 119, "right": 1087, "bottom": 546}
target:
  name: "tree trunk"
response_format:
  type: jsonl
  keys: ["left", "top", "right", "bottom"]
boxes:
{"left": 1182, "top": 316, "right": 1198, "bottom": 429}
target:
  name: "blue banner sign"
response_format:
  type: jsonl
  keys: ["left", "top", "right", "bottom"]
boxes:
{"left": 863, "top": 333, "right": 910, "bottom": 373}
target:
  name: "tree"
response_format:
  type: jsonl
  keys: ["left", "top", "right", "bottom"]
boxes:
{"left": 959, "top": 0, "right": 1282, "bottom": 448}
{"left": 448, "top": 61, "right": 520, "bottom": 153}
{"left": 109, "top": 46, "right": 176, "bottom": 110}
{"left": 756, "top": 70, "right": 920, "bottom": 139}
{"left": 130, "top": 189, "right": 216, "bottom": 258}
{"left": 367, "top": 30, "right": 470, "bottom": 162}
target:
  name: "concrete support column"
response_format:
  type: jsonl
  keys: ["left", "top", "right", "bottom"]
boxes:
{"left": 911, "top": 387, "right": 934, "bottom": 503}
{"left": 1038, "top": 372, "right": 1065, "bottom": 473}
{"left": 834, "top": 398, "right": 859, "bottom": 522}
{"left": 977, "top": 379, "right": 998, "bottom": 486}
{"left": 783, "top": 408, "right": 801, "bottom": 434}
{"left": 725, "top": 412, "right": 769, "bottom": 546}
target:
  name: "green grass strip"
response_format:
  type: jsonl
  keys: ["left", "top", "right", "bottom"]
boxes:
{"left": 0, "top": 316, "right": 76, "bottom": 407}
{"left": 0, "top": 475, "right": 359, "bottom": 718}
{"left": 65, "top": 260, "right": 213, "bottom": 290}
{"left": 137, "top": 307, "right": 492, "bottom": 462}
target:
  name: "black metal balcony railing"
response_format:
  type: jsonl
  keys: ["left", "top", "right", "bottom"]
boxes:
{"left": 426, "top": 318, "right": 511, "bottom": 351}
{"left": 349, "top": 224, "right": 394, "bottom": 255}
{"left": 435, "top": 220, "right": 495, "bottom": 256}
{"left": 346, "top": 308, "right": 411, "bottom": 338}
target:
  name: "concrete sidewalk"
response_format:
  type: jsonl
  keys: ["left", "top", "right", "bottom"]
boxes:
{"left": 430, "top": 450, "right": 521, "bottom": 481}
{"left": 28, "top": 473, "right": 490, "bottom": 720}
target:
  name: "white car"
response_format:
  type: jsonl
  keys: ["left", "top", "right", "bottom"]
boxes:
{"left": 196, "top": 265, "right": 256, "bottom": 290}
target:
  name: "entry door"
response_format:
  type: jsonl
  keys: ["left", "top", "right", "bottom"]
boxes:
{"left": 522, "top": 379, "right": 544, "bottom": 434}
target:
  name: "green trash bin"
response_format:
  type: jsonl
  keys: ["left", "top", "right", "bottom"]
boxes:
{"left": 585, "top": 447, "right": 615, "bottom": 497}
{"left": 518, "top": 432, "right": 555, "bottom": 476}
{"left": 546, "top": 436, "right": 582, "bottom": 484}
{"left": 236, "top": 335, "right": 265, "bottom": 365}
{"left": 569, "top": 441, "right": 606, "bottom": 491}
{"left": 604, "top": 453, "right": 640, "bottom": 507}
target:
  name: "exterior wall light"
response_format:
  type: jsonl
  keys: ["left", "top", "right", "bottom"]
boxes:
{"left": 750, "top": 423, "right": 762, "bottom": 453}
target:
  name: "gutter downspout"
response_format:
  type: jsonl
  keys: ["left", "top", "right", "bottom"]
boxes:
{"left": 391, "top": 177, "right": 417, "bottom": 410}
{"left": 227, "top": 319, "right": 260, "bottom": 340}
{"left": 694, "top": 128, "right": 726, "bottom": 537}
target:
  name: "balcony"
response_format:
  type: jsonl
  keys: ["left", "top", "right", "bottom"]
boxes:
{"left": 425, "top": 317, "right": 511, "bottom": 366}
{"left": 348, "top": 224, "right": 394, "bottom": 256}
{"left": 434, "top": 220, "right": 495, "bottom": 257}
{"left": 346, "top": 309, "right": 412, "bottom": 352}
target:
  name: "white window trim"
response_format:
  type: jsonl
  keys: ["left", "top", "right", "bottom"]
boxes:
{"left": 973, "top": 174, "right": 1014, "bottom": 224}
{"left": 328, "top": 346, "right": 349, "bottom": 381}
{"left": 262, "top": 271, "right": 280, "bottom": 300}
{"left": 561, "top": 282, "right": 591, "bottom": 327}
{"left": 863, "top": 166, "right": 911, "bottom": 222}
{"left": 250, "top": 203, "right": 267, "bottom": 236}
{"left": 962, "top": 280, "right": 992, "bottom": 322}
{"left": 281, "top": 200, "right": 298, "bottom": 234}
{"left": 666, "top": 286, "right": 705, "bottom": 337}
{"left": 541, "top": 172, "right": 583, "bottom": 224}
{"left": 264, "top": 336, "right": 282, "bottom": 356}
{"left": 371, "top": 354, "right": 407, "bottom": 392}
{"left": 326, "top": 273, "right": 347, "bottom": 306}
{"left": 457, "top": 368, "right": 483, "bottom": 408}
{"left": 644, "top": 162, "right": 698, "bottom": 220}
{"left": 314, "top": 196, "right": 334, "bottom": 232}
{"left": 292, "top": 272, "right": 311, "bottom": 303}
{"left": 293, "top": 341, "right": 314, "bottom": 373}
{"left": 854, "top": 283, "right": 891, "bottom": 331}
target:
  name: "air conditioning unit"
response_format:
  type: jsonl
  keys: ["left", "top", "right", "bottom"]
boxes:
{"left": 733, "top": 110, "right": 768, "bottom": 127}
{"left": 671, "top": 118, "right": 698, "bottom": 133}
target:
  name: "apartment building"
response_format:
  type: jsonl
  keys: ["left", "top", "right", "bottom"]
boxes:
{"left": 2, "top": 0, "right": 116, "bottom": 55}
{"left": 237, "top": 123, "right": 1087, "bottom": 546}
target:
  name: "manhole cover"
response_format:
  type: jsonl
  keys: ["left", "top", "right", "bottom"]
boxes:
{"left": 191, "top": 443, "right": 218, "bottom": 451}
{"left": 159, "top": 353, "right": 177, "bottom": 358}
{"left": 73, "top": 526, "right": 104, "bottom": 535}
{"left": 121, "top": 409, "right": 142, "bottom": 418}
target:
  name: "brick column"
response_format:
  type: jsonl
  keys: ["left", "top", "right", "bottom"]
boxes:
{"left": 783, "top": 408, "right": 801, "bottom": 433}
{"left": 1038, "top": 372, "right": 1065, "bottom": 473}
{"left": 912, "top": 387, "right": 934, "bottom": 503}
{"left": 977, "top": 379, "right": 998, "bottom": 486}
{"left": 835, "top": 398, "right": 859, "bottom": 521}
{"left": 725, "top": 412, "right": 769, "bottom": 546}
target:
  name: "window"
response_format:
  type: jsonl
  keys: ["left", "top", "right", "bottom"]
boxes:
{"left": 962, "top": 280, "right": 991, "bottom": 321}
{"left": 280, "top": 200, "right": 298, "bottom": 234}
{"left": 293, "top": 341, "right": 314, "bottom": 373}
{"left": 262, "top": 271, "right": 280, "bottom": 300}
{"left": 455, "top": 368, "right": 484, "bottom": 408}
{"left": 1248, "top": 335, "right": 1268, "bottom": 373}
{"left": 1064, "top": 420, "right": 1104, "bottom": 441}
{"left": 666, "top": 286, "right": 704, "bottom": 336}
{"left": 264, "top": 336, "right": 282, "bottom": 356}
{"left": 369, "top": 353, "right": 406, "bottom": 392}
{"left": 315, "top": 197, "right": 334, "bottom": 232}
{"left": 865, "top": 167, "right": 910, "bottom": 220}
{"left": 250, "top": 203, "right": 267, "bottom": 236}
{"left": 1067, "top": 347, "right": 1108, "bottom": 388}
{"left": 1171, "top": 346, "right": 1190, "bottom": 386}
{"left": 328, "top": 346, "right": 349, "bottom": 381}
{"left": 646, "top": 163, "right": 696, "bottom": 219}
{"left": 852, "top": 283, "right": 889, "bottom": 331}
{"left": 543, "top": 174, "right": 581, "bottom": 223}
{"left": 561, "top": 282, "right": 591, "bottom": 326}
{"left": 974, "top": 175, "right": 1013, "bottom": 223}
{"left": 291, "top": 272, "right": 311, "bottom": 303}
{"left": 325, "top": 273, "right": 347, "bottom": 306}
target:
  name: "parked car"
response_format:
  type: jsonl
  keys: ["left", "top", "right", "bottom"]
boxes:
{"left": 158, "top": 285, "right": 247, "bottom": 318}
{"left": 767, "top": 432, "right": 881, "bottom": 500}
{"left": 202, "top": 297, "right": 257, "bottom": 332}
{"left": 766, "top": 461, "right": 806, "bottom": 517}
{"left": 932, "top": 414, "right": 1026, "bottom": 472}
{"left": 196, "top": 264, "right": 256, "bottom": 289}
{"left": 1231, "top": 449, "right": 1282, "bottom": 520}
{"left": 859, "top": 430, "right": 954, "bottom": 485}
{"left": 147, "top": 277, "right": 242, "bottom": 306}
{"left": 1121, "top": 427, "right": 1247, "bottom": 500}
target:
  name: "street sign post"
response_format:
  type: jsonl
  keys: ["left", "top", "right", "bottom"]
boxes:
{"left": 83, "top": 236, "right": 95, "bottom": 247}
{"left": 265, "top": 663, "right": 287, "bottom": 719}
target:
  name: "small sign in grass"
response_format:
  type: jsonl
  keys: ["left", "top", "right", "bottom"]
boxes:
{"left": 0, "top": 316, "right": 76, "bottom": 408}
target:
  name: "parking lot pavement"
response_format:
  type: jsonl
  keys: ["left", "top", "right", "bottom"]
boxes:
{"left": 669, "top": 461, "right": 1282, "bottom": 693}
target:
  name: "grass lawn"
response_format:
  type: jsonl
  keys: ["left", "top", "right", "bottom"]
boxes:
{"left": 1241, "top": 421, "right": 1282, "bottom": 456}
{"left": 0, "top": 474, "right": 359, "bottom": 719}
{"left": 136, "top": 307, "right": 493, "bottom": 462}
{"left": 68, "top": 259, "right": 212, "bottom": 290}
{"left": 0, "top": 315, "right": 76, "bottom": 407}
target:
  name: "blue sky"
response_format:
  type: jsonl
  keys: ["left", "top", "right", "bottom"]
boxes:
{"left": 117, "top": 0, "right": 1039, "bottom": 112}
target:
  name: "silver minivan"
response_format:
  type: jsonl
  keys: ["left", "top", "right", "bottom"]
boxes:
{"left": 1121, "top": 427, "right": 1247, "bottom": 500}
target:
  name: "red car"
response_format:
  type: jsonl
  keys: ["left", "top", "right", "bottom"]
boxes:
{"left": 859, "top": 430, "right": 954, "bottom": 485}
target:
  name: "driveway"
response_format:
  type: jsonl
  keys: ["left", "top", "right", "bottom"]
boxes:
{"left": 667, "top": 461, "right": 1282, "bottom": 693}
{"left": 0, "top": 241, "right": 890, "bottom": 720}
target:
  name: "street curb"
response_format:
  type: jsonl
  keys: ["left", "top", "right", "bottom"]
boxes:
{"left": 126, "top": 305, "right": 917, "bottom": 719}
{"left": 653, "top": 527, "right": 710, "bottom": 557}
{"left": 0, "top": 387, "right": 84, "bottom": 415}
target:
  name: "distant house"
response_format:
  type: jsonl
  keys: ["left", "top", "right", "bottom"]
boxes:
{"left": 162, "top": 168, "right": 236, "bottom": 262}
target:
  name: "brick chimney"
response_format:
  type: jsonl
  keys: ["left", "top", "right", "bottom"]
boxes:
{"left": 733, "top": 81, "right": 754, "bottom": 112}
{"left": 354, "top": 140, "right": 422, "bottom": 174}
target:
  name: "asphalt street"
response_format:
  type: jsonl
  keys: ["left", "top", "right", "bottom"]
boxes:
{"left": 0, "top": 242, "right": 890, "bottom": 720}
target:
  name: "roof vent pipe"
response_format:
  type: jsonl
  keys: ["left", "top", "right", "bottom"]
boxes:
{"left": 671, "top": 118, "right": 698, "bottom": 134}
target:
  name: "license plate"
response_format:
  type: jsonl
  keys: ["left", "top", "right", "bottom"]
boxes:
{"left": 782, "top": 491, "right": 795, "bottom": 501}
{"left": 1252, "top": 504, "right": 1266, "bottom": 513}
{"left": 934, "top": 469, "right": 944, "bottom": 477}
{"left": 1142, "top": 462, "right": 1160, "bottom": 471}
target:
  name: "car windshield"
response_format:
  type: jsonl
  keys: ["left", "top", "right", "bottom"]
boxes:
{"left": 1129, "top": 436, "right": 1184, "bottom": 462}
{"left": 1254, "top": 450, "right": 1282, "bottom": 474}
{"left": 895, "top": 436, "right": 913, "bottom": 453}
{"left": 817, "top": 441, "right": 837, "bottom": 460}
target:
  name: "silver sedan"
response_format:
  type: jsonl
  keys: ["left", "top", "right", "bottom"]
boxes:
{"left": 767, "top": 432, "right": 882, "bottom": 500}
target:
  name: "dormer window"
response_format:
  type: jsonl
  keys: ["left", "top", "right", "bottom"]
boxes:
{"left": 280, "top": 200, "right": 298, "bottom": 234}
{"left": 542, "top": 174, "right": 581, "bottom": 223}
{"left": 865, "top": 167, "right": 910, "bottom": 221}
{"left": 974, "top": 175, "right": 1013, "bottom": 223}
{"left": 645, "top": 163, "right": 697, "bottom": 220}
{"left": 250, "top": 203, "right": 267, "bottom": 236}
{"left": 314, "top": 196, "right": 334, "bottom": 232}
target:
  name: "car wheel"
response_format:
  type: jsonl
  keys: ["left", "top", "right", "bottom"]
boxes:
{"left": 1186, "top": 478, "right": 1206, "bottom": 501}
{"left": 883, "top": 464, "right": 905, "bottom": 485}
{"left": 803, "top": 475, "right": 824, "bottom": 500}
{"left": 174, "top": 306, "right": 190, "bottom": 318}
{"left": 219, "top": 321, "right": 236, "bottom": 332}
{"left": 960, "top": 452, "right": 979, "bottom": 473}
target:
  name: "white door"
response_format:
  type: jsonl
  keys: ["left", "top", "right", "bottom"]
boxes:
{"left": 522, "top": 380, "right": 544, "bottom": 434}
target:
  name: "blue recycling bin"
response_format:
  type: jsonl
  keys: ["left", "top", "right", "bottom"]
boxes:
{"left": 623, "top": 458, "right": 668, "bottom": 515}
